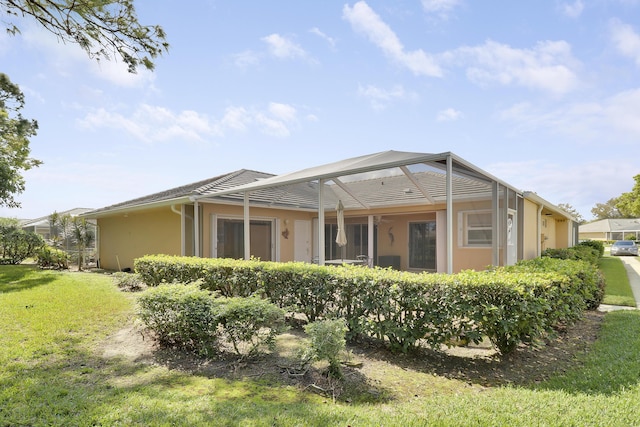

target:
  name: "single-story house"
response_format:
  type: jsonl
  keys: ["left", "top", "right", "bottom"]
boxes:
{"left": 82, "top": 151, "right": 577, "bottom": 273}
{"left": 20, "top": 207, "right": 95, "bottom": 242}
{"left": 579, "top": 218, "right": 640, "bottom": 241}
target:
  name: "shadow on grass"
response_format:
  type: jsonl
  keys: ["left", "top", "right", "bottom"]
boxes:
{"left": 345, "top": 310, "right": 606, "bottom": 389}
{"left": 534, "top": 310, "right": 640, "bottom": 396}
{"left": 0, "top": 342, "right": 358, "bottom": 426}
{"left": 0, "top": 264, "right": 58, "bottom": 293}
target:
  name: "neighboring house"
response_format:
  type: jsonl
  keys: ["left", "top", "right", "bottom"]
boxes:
{"left": 82, "top": 151, "right": 577, "bottom": 273}
{"left": 20, "top": 208, "right": 95, "bottom": 242}
{"left": 579, "top": 218, "right": 640, "bottom": 241}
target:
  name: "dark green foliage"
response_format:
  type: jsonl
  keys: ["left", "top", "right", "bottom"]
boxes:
{"left": 542, "top": 242, "right": 601, "bottom": 265}
{"left": 135, "top": 254, "right": 603, "bottom": 355}
{"left": 217, "top": 296, "right": 286, "bottom": 357}
{"left": 35, "top": 245, "right": 69, "bottom": 269}
{"left": 136, "top": 283, "right": 220, "bottom": 356}
{"left": 134, "top": 255, "right": 263, "bottom": 296}
{"left": 578, "top": 240, "right": 605, "bottom": 257}
{"left": 0, "top": 224, "right": 44, "bottom": 264}
{"left": 0, "top": 74, "right": 40, "bottom": 208}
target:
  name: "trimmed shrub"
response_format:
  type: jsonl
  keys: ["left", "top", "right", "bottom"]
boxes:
{"left": 217, "top": 295, "right": 286, "bottom": 357}
{"left": 135, "top": 255, "right": 263, "bottom": 296}
{"left": 137, "top": 283, "right": 220, "bottom": 356}
{"left": 578, "top": 240, "right": 604, "bottom": 257}
{"left": 133, "top": 254, "right": 600, "bottom": 355}
{"left": 261, "top": 262, "right": 336, "bottom": 322}
{"left": 36, "top": 246, "right": 69, "bottom": 269}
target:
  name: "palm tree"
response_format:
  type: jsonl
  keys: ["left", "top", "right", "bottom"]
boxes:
{"left": 71, "top": 217, "right": 94, "bottom": 271}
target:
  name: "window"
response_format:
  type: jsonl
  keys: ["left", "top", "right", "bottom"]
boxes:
{"left": 408, "top": 221, "right": 436, "bottom": 270}
{"left": 324, "top": 223, "right": 374, "bottom": 260}
{"left": 216, "top": 218, "right": 273, "bottom": 261}
{"left": 460, "top": 210, "right": 492, "bottom": 247}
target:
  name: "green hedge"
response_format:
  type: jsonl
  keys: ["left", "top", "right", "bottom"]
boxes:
{"left": 134, "top": 254, "right": 601, "bottom": 354}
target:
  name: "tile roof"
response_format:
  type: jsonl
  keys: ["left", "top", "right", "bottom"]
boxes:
{"left": 20, "top": 208, "right": 95, "bottom": 227}
{"left": 84, "top": 170, "right": 274, "bottom": 216}
{"left": 580, "top": 218, "right": 640, "bottom": 232}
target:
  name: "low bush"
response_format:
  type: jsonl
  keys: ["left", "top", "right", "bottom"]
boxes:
{"left": 302, "top": 318, "right": 347, "bottom": 379}
{"left": 112, "top": 272, "right": 146, "bottom": 292}
{"left": 217, "top": 295, "right": 286, "bottom": 357}
{"left": 578, "top": 240, "right": 605, "bottom": 257}
{"left": 137, "top": 283, "right": 220, "bottom": 356}
{"left": 505, "top": 257, "right": 605, "bottom": 311}
{"left": 36, "top": 246, "right": 69, "bottom": 269}
{"left": 134, "top": 254, "right": 602, "bottom": 355}
{"left": 542, "top": 242, "right": 601, "bottom": 265}
{"left": 134, "top": 255, "right": 263, "bottom": 296}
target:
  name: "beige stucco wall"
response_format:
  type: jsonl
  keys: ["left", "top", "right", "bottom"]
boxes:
{"left": 579, "top": 232, "right": 606, "bottom": 241}
{"left": 96, "top": 195, "right": 573, "bottom": 274}
{"left": 97, "top": 206, "right": 182, "bottom": 271}
{"left": 522, "top": 199, "right": 540, "bottom": 260}
{"left": 338, "top": 200, "right": 493, "bottom": 272}
{"left": 555, "top": 219, "right": 571, "bottom": 248}
{"left": 200, "top": 203, "right": 316, "bottom": 262}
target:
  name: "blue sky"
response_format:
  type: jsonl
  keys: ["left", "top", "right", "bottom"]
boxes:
{"left": 1, "top": 0, "right": 639, "bottom": 221}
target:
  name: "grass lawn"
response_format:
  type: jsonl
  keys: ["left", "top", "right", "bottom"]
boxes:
{"left": 599, "top": 256, "right": 637, "bottom": 306}
{"left": 1, "top": 264, "right": 640, "bottom": 426}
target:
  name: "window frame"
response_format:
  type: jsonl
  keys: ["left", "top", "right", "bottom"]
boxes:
{"left": 458, "top": 209, "right": 492, "bottom": 248}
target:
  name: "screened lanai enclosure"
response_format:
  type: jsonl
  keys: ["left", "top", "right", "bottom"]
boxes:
{"left": 192, "top": 151, "right": 528, "bottom": 274}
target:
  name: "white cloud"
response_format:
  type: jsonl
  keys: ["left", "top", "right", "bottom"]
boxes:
{"left": 487, "top": 159, "right": 637, "bottom": 220}
{"left": 422, "top": 0, "right": 461, "bottom": 13}
{"left": 609, "top": 19, "right": 640, "bottom": 67}
{"left": 436, "top": 108, "right": 463, "bottom": 121}
{"left": 78, "top": 104, "right": 215, "bottom": 143}
{"left": 268, "top": 102, "right": 297, "bottom": 122}
{"left": 262, "top": 33, "right": 309, "bottom": 60}
{"left": 358, "top": 84, "right": 413, "bottom": 110}
{"left": 343, "top": 1, "right": 443, "bottom": 77}
{"left": 20, "top": 25, "right": 154, "bottom": 88}
{"left": 257, "top": 103, "right": 298, "bottom": 137}
{"left": 78, "top": 102, "right": 300, "bottom": 141}
{"left": 561, "top": 0, "right": 584, "bottom": 18}
{"left": 219, "top": 107, "right": 252, "bottom": 132}
{"left": 499, "top": 88, "right": 640, "bottom": 143}
{"left": 310, "top": 27, "right": 336, "bottom": 47}
{"left": 231, "top": 50, "right": 262, "bottom": 68}
{"left": 452, "top": 39, "right": 580, "bottom": 95}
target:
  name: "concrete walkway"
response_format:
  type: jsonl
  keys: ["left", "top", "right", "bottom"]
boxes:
{"left": 598, "top": 256, "right": 640, "bottom": 312}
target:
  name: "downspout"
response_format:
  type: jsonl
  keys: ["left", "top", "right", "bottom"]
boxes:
{"left": 368, "top": 214, "right": 374, "bottom": 267}
{"left": 244, "top": 192, "right": 251, "bottom": 260}
{"left": 194, "top": 200, "right": 200, "bottom": 257}
{"left": 492, "top": 182, "right": 499, "bottom": 267}
{"left": 446, "top": 155, "right": 453, "bottom": 274}
{"left": 318, "top": 179, "right": 326, "bottom": 265}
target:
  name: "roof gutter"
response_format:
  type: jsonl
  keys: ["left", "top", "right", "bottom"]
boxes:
{"left": 79, "top": 197, "right": 192, "bottom": 219}
{"left": 523, "top": 191, "right": 576, "bottom": 221}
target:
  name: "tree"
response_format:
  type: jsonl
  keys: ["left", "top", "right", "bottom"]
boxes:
{"left": 2, "top": 0, "right": 169, "bottom": 73}
{"left": 1, "top": 0, "right": 169, "bottom": 206}
{"left": 0, "top": 223, "right": 44, "bottom": 264}
{"left": 71, "top": 216, "right": 94, "bottom": 270}
{"left": 557, "top": 203, "right": 584, "bottom": 224}
{"left": 617, "top": 174, "right": 640, "bottom": 218}
{"left": 591, "top": 197, "right": 623, "bottom": 220}
{"left": 0, "top": 73, "right": 41, "bottom": 208}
